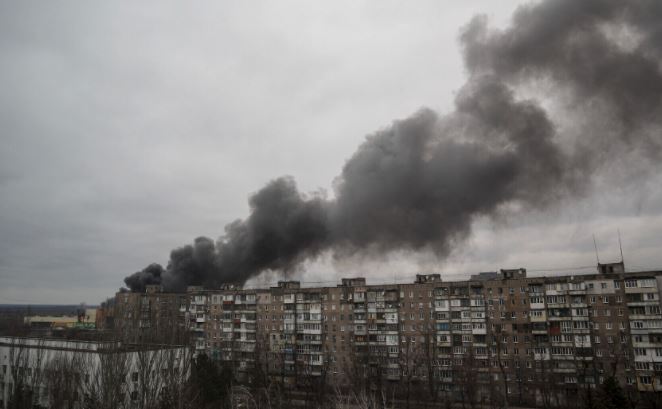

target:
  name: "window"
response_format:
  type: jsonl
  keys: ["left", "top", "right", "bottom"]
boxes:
{"left": 625, "top": 280, "right": 637, "bottom": 288}
{"left": 601, "top": 283, "right": 608, "bottom": 289}
{"left": 640, "top": 376, "right": 652, "bottom": 385}
{"left": 614, "top": 281, "right": 621, "bottom": 289}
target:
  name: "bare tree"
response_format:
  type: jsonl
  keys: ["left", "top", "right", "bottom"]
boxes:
{"left": 81, "top": 342, "right": 131, "bottom": 409}
{"left": 420, "top": 321, "right": 439, "bottom": 403}
{"left": 458, "top": 347, "right": 480, "bottom": 409}
{"left": 44, "top": 350, "right": 88, "bottom": 409}
{"left": 398, "top": 337, "right": 419, "bottom": 409}
{"left": 489, "top": 328, "right": 510, "bottom": 409}
{"left": 7, "top": 337, "right": 47, "bottom": 409}
{"left": 133, "top": 347, "right": 167, "bottom": 409}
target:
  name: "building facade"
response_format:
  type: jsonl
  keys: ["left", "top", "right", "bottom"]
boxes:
{"left": 110, "top": 287, "right": 188, "bottom": 343}
{"left": 111, "top": 262, "right": 662, "bottom": 404}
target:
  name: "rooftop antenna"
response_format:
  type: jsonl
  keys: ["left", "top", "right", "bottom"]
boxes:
{"left": 618, "top": 229, "right": 624, "bottom": 264}
{"left": 593, "top": 234, "right": 601, "bottom": 265}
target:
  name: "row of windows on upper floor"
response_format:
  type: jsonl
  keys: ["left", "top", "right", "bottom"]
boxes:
{"left": 190, "top": 278, "right": 659, "bottom": 307}
{"left": 192, "top": 292, "right": 660, "bottom": 322}
{"left": 202, "top": 291, "right": 657, "bottom": 314}
{"left": 198, "top": 302, "right": 662, "bottom": 326}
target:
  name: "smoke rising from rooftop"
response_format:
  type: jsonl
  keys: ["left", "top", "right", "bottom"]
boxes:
{"left": 125, "top": 0, "right": 662, "bottom": 292}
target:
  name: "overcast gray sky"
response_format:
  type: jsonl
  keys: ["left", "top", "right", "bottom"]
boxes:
{"left": 1, "top": 1, "right": 661, "bottom": 304}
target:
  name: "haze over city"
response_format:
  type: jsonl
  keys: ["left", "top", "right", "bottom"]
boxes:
{"left": 1, "top": 0, "right": 661, "bottom": 305}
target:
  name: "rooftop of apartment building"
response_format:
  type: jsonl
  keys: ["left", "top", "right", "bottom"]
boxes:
{"left": 121, "top": 261, "right": 662, "bottom": 295}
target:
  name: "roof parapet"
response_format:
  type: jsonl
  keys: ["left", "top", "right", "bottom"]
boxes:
{"left": 277, "top": 281, "right": 300, "bottom": 289}
{"left": 598, "top": 262, "right": 625, "bottom": 275}
{"left": 499, "top": 268, "right": 527, "bottom": 280}
{"left": 470, "top": 272, "right": 498, "bottom": 281}
{"left": 339, "top": 278, "right": 367, "bottom": 287}
{"left": 414, "top": 274, "right": 442, "bottom": 284}
{"left": 145, "top": 285, "right": 163, "bottom": 294}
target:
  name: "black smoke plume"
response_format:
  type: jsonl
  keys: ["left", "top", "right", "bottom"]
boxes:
{"left": 125, "top": 0, "right": 662, "bottom": 292}
{"left": 124, "top": 263, "right": 163, "bottom": 293}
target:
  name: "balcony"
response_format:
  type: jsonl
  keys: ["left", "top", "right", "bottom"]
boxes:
{"left": 627, "top": 301, "right": 659, "bottom": 307}
{"left": 547, "top": 315, "right": 572, "bottom": 321}
{"left": 552, "top": 368, "right": 577, "bottom": 374}
{"left": 531, "top": 313, "right": 547, "bottom": 323}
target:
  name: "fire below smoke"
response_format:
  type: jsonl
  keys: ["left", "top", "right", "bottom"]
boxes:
{"left": 125, "top": 0, "right": 662, "bottom": 293}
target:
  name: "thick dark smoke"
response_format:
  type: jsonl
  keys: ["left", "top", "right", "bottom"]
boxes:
{"left": 124, "top": 263, "right": 164, "bottom": 293}
{"left": 125, "top": 0, "right": 662, "bottom": 292}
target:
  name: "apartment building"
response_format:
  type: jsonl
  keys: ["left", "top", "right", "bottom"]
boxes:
{"left": 111, "top": 262, "right": 662, "bottom": 403}
{"left": 110, "top": 286, "right": 188, "bottom": 343}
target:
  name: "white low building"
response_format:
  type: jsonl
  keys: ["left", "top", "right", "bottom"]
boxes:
{"left": 0, "top": 336, "right": 191, "bottom": 409}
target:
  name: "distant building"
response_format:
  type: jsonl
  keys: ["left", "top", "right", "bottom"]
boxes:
{"left": 96, "top": 297, "right": 115, "bottom": 330}
{"left": 23, "top": 308, "right": 97, "bottom": 335}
